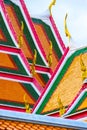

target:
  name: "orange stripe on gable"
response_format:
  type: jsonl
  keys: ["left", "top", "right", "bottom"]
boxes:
{"left": 0, "top": 53, "right": 17, "bottom": 69}
{"left": 0, "top": 79, "right": 35, "bottom": 105}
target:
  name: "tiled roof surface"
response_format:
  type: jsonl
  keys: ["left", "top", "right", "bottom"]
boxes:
{"left": 0, "top": 119, "right": 74, "bottom": 130}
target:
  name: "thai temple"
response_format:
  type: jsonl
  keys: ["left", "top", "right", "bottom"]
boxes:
{"left": 0, "top": 0, "right": 87, "bottom": 129}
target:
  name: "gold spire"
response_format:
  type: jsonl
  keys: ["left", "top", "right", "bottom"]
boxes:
{"left": 80, "top": 54, "right": 87, "bottom": 81}
{"left": 64, "top": 13, "right": 71, "bottom": 42}
{"left": 49, "top": 0, "right": 56, "bottom": 15}
{"left": 58, "top": 95, "right": 65, "bottom": 116}
{"left": 24, "top": 94, "right": 31, "bottom": 113}
{"left": 47, "top": 41, "right": 52, "bottom": 67}
{"left": 18, "top": 21, "right": 24, "bottom": 48}
{"left": 30, "top": 49, "right": 37, "bottom": 77}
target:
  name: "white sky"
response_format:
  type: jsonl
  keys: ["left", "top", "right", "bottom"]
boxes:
{"left": 25, "top": 0, "right": 87, "bottom": 48}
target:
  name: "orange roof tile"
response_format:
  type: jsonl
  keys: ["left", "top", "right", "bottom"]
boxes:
{"left": 0, "top": 119, "right": 74, "bottom": 130}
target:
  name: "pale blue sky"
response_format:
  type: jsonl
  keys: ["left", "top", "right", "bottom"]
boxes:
{"left": 25, "top": 0, "right": 87, "bottom": 48}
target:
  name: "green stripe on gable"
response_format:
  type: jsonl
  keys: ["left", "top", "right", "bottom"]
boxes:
{"left": 38, "top": 73, "right": 50, "bottom": 85}
{"left": 35, "top": 47, "right": 87, "bottom": 114}
{"left": 32, "top": 18, "right": 62, "bottom": 59}
{"left": 23, "top": 83, "right": 39, "bottom": 101}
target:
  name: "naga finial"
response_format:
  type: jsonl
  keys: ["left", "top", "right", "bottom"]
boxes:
{"left": 80, "top": 54, "right": 87, "bottom": 81}
{"left": 18, "top": 21, "right": 24, "bottom": 48}
{"left": 58, "top": 95, "right": 65, "bottom": 116}
{"left": 49, "top": 0, "right": 56, "bottom": 15}
{"left": 24, "top": 94, "right": 31, "bottom": 113}
{"left": 64, "top": 13, "right": 71, "bottom": 42}
{"left": 30, "top": 49, "right": 37, "bottom": 77}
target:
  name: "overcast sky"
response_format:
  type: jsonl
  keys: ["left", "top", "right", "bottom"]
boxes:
{"left": 25, "top": 0, "right": 87, "bottom": 48}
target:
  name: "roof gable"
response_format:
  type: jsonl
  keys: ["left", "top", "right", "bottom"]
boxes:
{"left": 33, "top": 47, "right": 87, "bottom": 115}
{"left": 32, "top": 14, "right": 66, "bottom": 70}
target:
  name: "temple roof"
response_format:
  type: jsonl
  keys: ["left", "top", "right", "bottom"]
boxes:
{"left": 0, "top": 0, "right": 87, "bottom": 128}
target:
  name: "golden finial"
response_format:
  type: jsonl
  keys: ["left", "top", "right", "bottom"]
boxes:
{"left": 80, "top": 54, "right": 87, "bottom": 81}
{"left": 30, "top": 49, "right": 37, "bottom": 76}
{"left": 47, "top": 41, "right": 52, "bottom": 67}
{"left": 24, "top": 94, "right": 31, "bottom": 113}
{"left": 64, "top": 13, "right": 71, "bottom": 42}
{"left": 18, "top": 21, "right": 24, "bottom": 48}
{"left": 49, "top": 0, "right": 56, "bottom": 15}
{"left": 21, "top": 21, "right": 24, "bottom": 32}
{"left": 58, "top": 95, "right": 65, "bottom": 116}
{"left": 33, "top": 49, "right": 37, "bottom": 65}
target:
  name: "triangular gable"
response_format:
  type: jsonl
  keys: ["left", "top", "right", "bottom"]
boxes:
{"left": 31, "top": 11, "right": 66, "bottom": 70}
{"left": 64, "top": 84, "right": 87, "bottom": 116}
{"left": 3, "top": 0, "right": 47, "bottom": 66}
{"left": 33, "top": 47, "right": 87, "bottom": 115}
